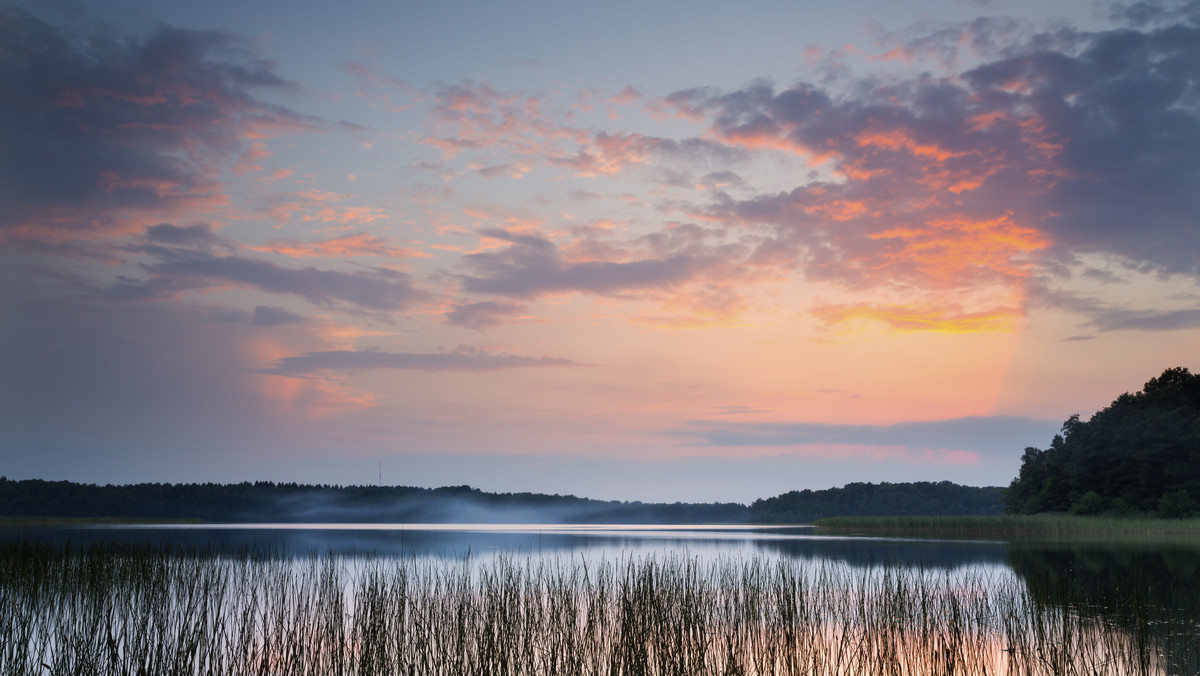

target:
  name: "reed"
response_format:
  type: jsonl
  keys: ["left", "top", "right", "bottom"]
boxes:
{"left": 1, "top": 541, "right": 1196, "bottom": 675}
{"left": 813, "top": 514, "right": 1200, "bottom": 539}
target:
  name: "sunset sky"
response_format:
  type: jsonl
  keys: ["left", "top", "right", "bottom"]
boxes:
{"left": 3, "top": 0, "right": 1199, "bottom": 502}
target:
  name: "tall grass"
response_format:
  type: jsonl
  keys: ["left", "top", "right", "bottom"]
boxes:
{"left": 2, "top": 541, "right": 1196, "bottom": 675}
{"left": 813, "top": 514, "right": 1200, "bottom": 539}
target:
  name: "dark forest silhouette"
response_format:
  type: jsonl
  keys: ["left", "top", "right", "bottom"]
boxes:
{"left": 0, "top": 479, "right": 1004, "bottom": 524}
{"left": 1005, "top": 367, "right": 1200, "bottom": 517}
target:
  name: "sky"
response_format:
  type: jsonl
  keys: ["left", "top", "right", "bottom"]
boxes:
{"left": 2, "top": 0, "right": 1199, "bottom": 503}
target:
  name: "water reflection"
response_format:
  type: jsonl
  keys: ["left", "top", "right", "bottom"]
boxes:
{"left": 1007, "top": 539, "right": 1200, "bottom": 675}
{"left": 0, "top": 523, "right": 1015, "bottom": 569}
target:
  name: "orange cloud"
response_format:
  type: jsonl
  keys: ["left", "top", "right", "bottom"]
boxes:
{"left": 868, "top": 214, "right": 1048, "bottom": 284}
{"left": 253, "top": 232, "right": 430, "bottom": 259}
{"left": 854, "top": 130, "right": 962, "bottom": 162}
{"left": 812, "top": 303, "right": 1023, "bottom": 333}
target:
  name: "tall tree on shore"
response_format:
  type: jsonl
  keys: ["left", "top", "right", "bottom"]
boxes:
{"left": 1005, "top": 368, "right": 1200, "bottom": 516}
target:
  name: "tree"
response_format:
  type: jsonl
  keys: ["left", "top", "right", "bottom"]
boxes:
{"left": 1157, "top": 489, "right": 1196, "bottom": 519}
{"left": 1006, "top": 367, "right": 1200, "bottom": 515}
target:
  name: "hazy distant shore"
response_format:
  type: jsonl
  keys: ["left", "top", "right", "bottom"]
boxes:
{"left": 1, "top": 478, "right": 1004, "bottom": 524}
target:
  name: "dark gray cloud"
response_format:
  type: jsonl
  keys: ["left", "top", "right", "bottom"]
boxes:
{"left": 0, "top": 6, "right": 317, "bottom": 244}
{"left": 459, "top": 228, "right": 705, "bottom": 298}
{"left": 252, "top": 305, "right": 306, "bottom": 327}
{"left": 145, "top": 223, "right": 233, "bottom": 250}
{"left": 262, "top": 346, "right": 576, "bottom": 376}
{"left": 1087, "top": 307, "right": 1200, "bottom": 331}
{"left": 973, "top": 24, "right": 1200, "bottom": 275}
{"left": 107, "top": 227, "right": 426, "bottom": 311}
{"left": 679, "top": 416, "right": 1060, "bottom": 458}
{"left": 1111, "top": 0, "right": 1200, "bottom": 28}
{"left": 444, "top": 300, "right": 527, "bottom": 330}
{"left": 668, "top": 12, "right": 1200, "bottom": 282}
{"left": 1028, "top": 280, "right": 1200, "bottom": 332}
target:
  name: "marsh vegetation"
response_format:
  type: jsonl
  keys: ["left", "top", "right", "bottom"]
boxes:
{"left": 814, "top": 514, "right": 1200, "bottom": 539}
{"left": 3, "top": 541, "right": 1197, "bottom": 675}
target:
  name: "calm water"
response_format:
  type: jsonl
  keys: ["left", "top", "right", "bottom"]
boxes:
{"left": 0, "top": 522, "right": 1009, "bottom": 567}
{"left": 5, "top": 521, "right": 1198, "bottom": 599}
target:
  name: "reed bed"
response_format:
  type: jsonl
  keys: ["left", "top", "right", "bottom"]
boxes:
{"left": 813, "top": 514, "right": 1200, "bottom": 539}
{"left": 2, "top": 541, "right": 1196, "bottom": 675}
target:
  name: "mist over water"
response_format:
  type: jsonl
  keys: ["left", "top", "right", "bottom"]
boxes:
{"left": 4, "top": 522, "right": 1010, "bottom": 569}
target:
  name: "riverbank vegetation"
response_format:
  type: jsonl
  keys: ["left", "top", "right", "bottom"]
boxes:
{"left": 3, "top": 541, "right": 1196, "bottom": 675}
{"left": 813, "top": 514, "right": 1200, "bottom": 539}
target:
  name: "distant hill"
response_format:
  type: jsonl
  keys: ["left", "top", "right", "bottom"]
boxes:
{"left": 1, "top": 478, "right": 1005, "bottom": 523}
{"left": 1005, "top": 367, "right": 1200, "bottom": 517}
{"left": 747, "top": 481, "right": 1006, "bottom": 523}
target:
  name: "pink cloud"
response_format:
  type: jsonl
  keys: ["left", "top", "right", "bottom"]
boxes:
{"left": 253, "top": 232, "right": 430, "bottom": 259}
{"left": 609, "top": 85, "right": 642, "bottom": 105}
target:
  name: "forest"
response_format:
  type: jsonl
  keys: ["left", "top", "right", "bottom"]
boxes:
{"left": 1005, "top": 367, "right": 1200, "bottom": 517}
{"left": 748, "top": 481, "right": 1005, "bottom": 523}
{"left": 0, "top": 478, "right": 1005, "bottom": 524}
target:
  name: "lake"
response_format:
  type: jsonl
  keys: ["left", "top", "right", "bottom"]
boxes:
{"left": 3, "top": 523, "right": 1198, "bottom": 674}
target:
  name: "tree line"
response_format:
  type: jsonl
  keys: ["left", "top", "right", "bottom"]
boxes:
{"left": 0, "top": 478, "right": 1006, "bottom": 524}
{"left": 749, "top": 481, "right": 1005, "bottom": 523}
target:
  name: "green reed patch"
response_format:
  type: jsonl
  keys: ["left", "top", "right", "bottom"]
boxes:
{"left": 2, "top": 541, "right": 1197, "bottom": 675}
{"left": 813, "top": 514, "right": 1200, "bottom": 540}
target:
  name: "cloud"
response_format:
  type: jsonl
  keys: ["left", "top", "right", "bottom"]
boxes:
{"left": 610, "top": 85, "right": 642, "bottom": 105}
{"left": 676, "top": 14, "right": 1200, "bottom": 294}
{"left": 252, "top": 232, "right": 428, "bottom": 259}
{"left": 420, "top": 80, "right": 745, "bottom": 180}
{"left": 450, "top": 219, "right": 767, "bottom": 326}
{"left": 475, "top": 162, "right": 529, "bottom": 179}
{"left": 697, "top": 171, "right": 745, "bottom": 191}
{"left": 253, "top": 305, "right": 306, "bottom": 327}
{"left": 422, "top": 80, "right": 577, "bottom": 160}
{"left": 548, "top": 132, "right": 747, "bottom": 177}
{"left": 1110, "top": 0, "right": 1200, "bottom": 28}
{"left": 108, "top": 226, "right": 427, "bottom": 311}
{"left": 811, "top": 302, "right": 1023, "bottom": 333}
{"left": 459, "top": 228, "right": 705, "bottom": 298}
{"left": 145, "top": 223, "right": 233, "bottom": 250}
{"left": 0, "top": 7, "right": 319, "bottom": 248}
{"left": 1028, "top": 280, "right": 1200, "bottom": 332}
{"left": 444, "top": 300, "right": 528, "bottom": 330}
{"left": 1088, "top": 307, "right": 1200, "bottom": 332}
{"left": 262, "top": 345, "right": 577, "bottom": 376}
{"left": 679, "top": 416, "right": 1060, "bottom": 458}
